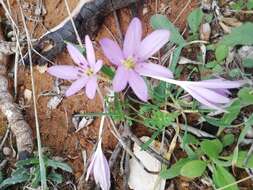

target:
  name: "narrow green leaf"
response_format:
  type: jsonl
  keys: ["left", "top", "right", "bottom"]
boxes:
{"left": 171, "top": 45, "right": 183, "bottom": 72}
{"left": 140, "top": 129, "right": 162, "bottom": 150}
{"left": 46, "top": 159, "right": 73, "bottom": 173}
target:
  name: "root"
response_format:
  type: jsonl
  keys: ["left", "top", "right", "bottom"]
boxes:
{"left": 0, "top": 27, "right": 33, "bottom": 159}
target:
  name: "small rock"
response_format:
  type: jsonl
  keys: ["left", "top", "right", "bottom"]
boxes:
{"left": 24, "top": 89, "right": 32, "bottom": 102}
{"left": 36, "top": 64, "right": 48, "bottom": 74}
{"left": 3, "top": 147, "right": 12, "bottom": 156}
{"left": 200, "top": 23, "right": 211, "bottom": 41}
{"left": 142, "top": 6, "right": 148, "bottom": 15}
{"left": 238, "top": 46, "right": 253, "bottom": 60}
{"left": 201, "top": 0, "right": 212, "bottom": 11}
{"left": 47, "top": 95, "right": 63, "bottom": 109}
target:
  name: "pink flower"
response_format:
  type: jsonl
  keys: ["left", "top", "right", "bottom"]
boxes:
{"left": 152, "top": 77, "right": 245, "bottom": 112}
{"left": 47, "top": 35, "right": 102, "bottom": 99}
{"left": 100, "top": 17, "right": 172, "bottom": 102}
{"left": 86, "top": 140, "right": 110, "bottom": 190}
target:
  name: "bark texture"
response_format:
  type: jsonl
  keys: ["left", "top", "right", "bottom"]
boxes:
{"left": 0, "top": 28, "right": 33, "bottom": 159}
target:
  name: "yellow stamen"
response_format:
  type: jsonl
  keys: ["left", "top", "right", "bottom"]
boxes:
{"left": 122, "top": 58, "right": 135, "bottom": 69}
{"left": 85, "top": 68, "right": 94, "bottom": 76}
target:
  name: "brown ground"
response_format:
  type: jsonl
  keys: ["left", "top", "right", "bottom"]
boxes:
{"left": 1, "top": 0, "right": 212, "bottom": 189}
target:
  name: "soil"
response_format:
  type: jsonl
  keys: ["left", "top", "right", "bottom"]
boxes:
{"left": 0, "top": 0, "right": 227, "bottom": 189}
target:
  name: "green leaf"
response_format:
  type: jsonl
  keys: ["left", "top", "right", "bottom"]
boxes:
{"left": 222, "top": 134, "right": 235, "bottom": 147}
{"left": 229, "top": 68, "right": 242, "bottom": 78}
{"left": 238, "top": 87, "right": 253, "bottom": 106}
{"left": 171, "top": 45, "right": 183, "bottom": 72}
{"left": 238, "top": 115, "right": 253, "bottom": 143}
{"left": 215, "top": 44, "right": 229, "bottom": 62}
{"left": 144, "top": 111, "right": 179, "bottom": 129}
{"left": 101, "top": 65, "right": 115, "bottom": 79}
{"left": 160, "top": 158, "right": 192, "bottom": 179}
{"left": 180, "top": 160, "right": 206, "bottom": 178}
{"left": 16, "top": 158, "right": 39, "bottom": 167}
{"left": 187, "top": 8, "right": 204, "bottom": 33}
{"left": 46, "top": 159, "right": 73, "bottom": 173}
{"left": 247, "top": 0, "right": 253, "bottom": 9}
{"left": 48, "top": 172, "right": 63, "bottom": 184}
{"left": 219, "top": 23, "right": 253, "bottom": 47}
{"left": 151, "top": 14, "right": 185, "bottom": 45}
{"left": 204, "top": 116, "right": 228, "bottom": 127}
{"left": 221, "top": 100, "right": 241, "bottom": 125}
{"left": 212, "top": 165, "right": 239, "bottom": 190}
{"left": 235, "top": 151, "right": 253, "bottom": 168}
{"left": 31, "top": 166, "right": 40, "bottom": 188}
{"left": 200, "top": 139, "right": 223, "bottom": 159}
{"left": 243, "top": 58, "right": 253, "bottom": 68}
{"left": 0, "top": 168, "right": 30, "bottom": 189}
{"left": 184, "top": 134, "right": 199, "bottom": 145}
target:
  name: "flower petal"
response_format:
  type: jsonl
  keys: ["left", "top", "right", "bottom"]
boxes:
{"left": 94, "top": 60, "right": 103, "bottom": 73}
{"left": 65, "top": 77, "right": 88, "bottom": 97}
{"left": 137, "top": 30, "right": 170, "bottom": 61}
{"left": 128, "top": 70, "right": 148, "bottom": 102}
{"left": 187, "top": 79, "right": 245, "bottom": 89}
{"left": 99, "top": 38, "right": 124, "bottom": 66}
{"left": 183, "top": 86, "right": 225, "bottom": 111}
{"left": 135, "top": 62, "right": 173, "bottom": 78}
{"left": 66, "top": 43, "right": 88, "bottom": 67}
{"left": 86, "top": 76, "right": 97, "bottom": 99}
{"left": 93, "top": 145, "right": 111, "bottom": 190}
{"left": 112, "top": 66, "right": 128, "bottom": 92}
{"left": 85, "top": 35, "right": 96, "bottom": 67}
{"left": 192, "top": 86, "right": 230, "bottom": 104}
{"left": 85, "top": 154, "right": 96, "bottom": 181}
{"left": 47, "top": 65, "right": 80, "bottom": 80}
{"left": 123, "top": 17, "right": 142, "bottom": 58}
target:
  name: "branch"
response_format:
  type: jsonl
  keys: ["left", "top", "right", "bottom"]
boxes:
{"left": 25, "top": 0, "right": 137, "bottom": 65}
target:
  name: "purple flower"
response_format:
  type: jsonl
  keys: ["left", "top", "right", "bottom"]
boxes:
{"left": 150, "top": 76, "right": 245, "bottom": 112}
{"left": 100, "top": 17, "right": 172, "bottom": 102}
{"left": 86, "top": 140, "right": 110, "bottom": 190}
{"left": 47, "top": 35, "right": 102, "bottom": 99}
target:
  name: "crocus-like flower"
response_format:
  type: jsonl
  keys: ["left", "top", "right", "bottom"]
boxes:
{"left": 86, "top": 140, "right": 110, "bottom": 190}
{"left": 100, "top": 17, "right": 172, "bottom": 102}
{"left": 47, "top": 35, "right": 102, "bottom": 99}
{"left": 150, "top": 76, "right": 244, "bottom": 112}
